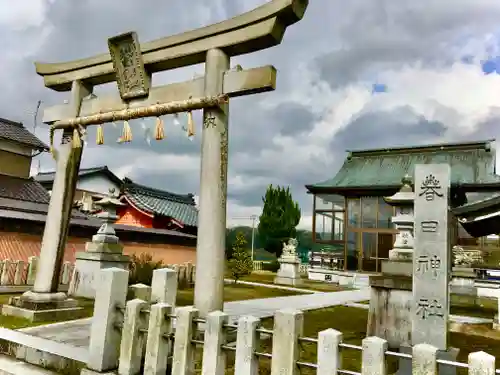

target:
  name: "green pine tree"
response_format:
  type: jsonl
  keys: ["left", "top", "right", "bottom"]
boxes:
{"left": 228, "top": 231, "right": 253, "bottom": 282}
{"left": 258, "top": 185, "right": 301, "bottom": 256}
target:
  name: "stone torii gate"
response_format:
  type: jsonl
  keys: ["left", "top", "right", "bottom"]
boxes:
{"left": 28, "top": 0, "right": 308, "bottom": 318}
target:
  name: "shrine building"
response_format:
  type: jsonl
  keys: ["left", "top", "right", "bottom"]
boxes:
{"left": 306, "top": 139, "right": 500, "bottom": 274}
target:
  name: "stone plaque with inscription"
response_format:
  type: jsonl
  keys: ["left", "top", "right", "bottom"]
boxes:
{"left": 413, "top": 164, "right": 450, "bottom": 350}
{"left": 108, "top": 31, "right": 150, "bottom": 100}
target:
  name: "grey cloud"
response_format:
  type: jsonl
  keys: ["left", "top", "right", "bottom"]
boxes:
{"left": 314, "top": 0, "right": 500, "bottom": 88}
{"left": 330, "top": 106, "right": 447, "bottom": 151}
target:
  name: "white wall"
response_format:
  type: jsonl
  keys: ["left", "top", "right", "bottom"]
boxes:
{"left": 77, "top": 174, "right": 121, "bottom": 196}
{"left": 0, "top": 139, "right": 32, "bottom": 156}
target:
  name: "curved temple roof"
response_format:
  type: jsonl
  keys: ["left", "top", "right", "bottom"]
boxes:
{"left": 122, "top": 178, "right": 198, "bottom": 227}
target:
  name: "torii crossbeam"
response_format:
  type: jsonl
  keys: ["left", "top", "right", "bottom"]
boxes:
{"left": 30, "top": 0, "right": 308, "bottom": 319}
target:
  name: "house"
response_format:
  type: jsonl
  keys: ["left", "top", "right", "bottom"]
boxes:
{"left": 305, "top": 140, "right": 500, "bottom": 273}
{"left": 36, "top": 167, "right": 198, "bottom": 236}
{"left": 118, "top": 177, "right": 198, "bottom": 235}
{"left": 35, "top": 166, "right": 123, "bottom": 212}
{"left": 0, "top": 120, "right": 197, "bottom": 265}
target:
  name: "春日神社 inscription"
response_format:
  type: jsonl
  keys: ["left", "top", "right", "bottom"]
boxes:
{"left": 413, "top": 164, "right": 450, "bottom": 351}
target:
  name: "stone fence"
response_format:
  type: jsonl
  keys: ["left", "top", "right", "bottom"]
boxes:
{"left": 253, "top": 260, "right": 308, "bottom": 274}
{"left": 82, "top": 267, "right": 497, "bottom": 375}
{"left": 0, "top": 257, "right": 73, "bottom": 288}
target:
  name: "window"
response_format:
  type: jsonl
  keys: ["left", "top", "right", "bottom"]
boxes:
{"left": 346, "top": 231, "right": 359, "bottom": 270}
{"left": 361, "top": 197, "right": 377, "bottom": 228}
{"left": 378, "top": 197, "right": 394, "bottom": 229}
{"left": 362, "top": 232, "right": 377, "bottom": 272}
{"left": 316, "top": 195, "right": 345, "bottom": 210}
{"left": 348, "top": 198, "right": 361, "bottom": 228}
{"left": 334, "top": 211, "right": 344, "bottom": 240}
{"left": 315, "top": 212, "right": 333, "bottom": 241}
{"left": 314, "top": 194, "right": 345, "bottom": 243}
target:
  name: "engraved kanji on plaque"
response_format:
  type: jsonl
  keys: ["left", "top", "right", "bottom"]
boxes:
{"left": 108, "top": 31, "right": 150, "bottom": 100}
{"left": 421, "top": 220, "right": 438, "bottom": 233}
{"left": 419, "top": 174, "right": 443, "bottom": 201}
{"left": 416, "top": 298, "right": 444, "bottom": 319}
{"left": 416, "top": 254, "right": 441, "bottom": 277}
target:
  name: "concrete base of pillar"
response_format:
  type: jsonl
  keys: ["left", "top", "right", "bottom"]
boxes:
{"left": 274, "top": 275, "right": 303, "bottom": 286}
{"left": 69, "top": 250, "right": 129, "bottom": 299}
{"left": 367, "top": 273, "right": 413, "bottom": 349}
{"left": 274, "top": 256, "right": 303, "bottom": 287}
{"left": 396, "top": 345, "right": 460, "bottom": 375}
{"left": 1, "top": 292, "right": 86, "bottom": 322}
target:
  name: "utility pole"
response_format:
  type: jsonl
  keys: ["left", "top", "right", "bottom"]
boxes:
{"left": 250, "top": 215, "right": 257, "bottom": 261}
{"left": 231, "top": 215, "right": 259, "bottom": 261}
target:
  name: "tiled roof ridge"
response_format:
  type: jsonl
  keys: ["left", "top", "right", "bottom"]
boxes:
{"left": 37, "top": 165, "right": 109, "bottom": 176}
{"left": 123, "top": 177, "right": 195, "bottom": 205}
{"left": 0, "top": 117, "right": 49, "bottom": 150}
{"left": 0, "top": 117, "right": 23, "bottom": 127}
{"left": 347, "top": 139, "right": 495, "bottom": 158}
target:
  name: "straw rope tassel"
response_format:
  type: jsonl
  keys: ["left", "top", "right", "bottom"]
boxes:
{"left": 49, "top": 127, "right": 56, "bottom": 158}
{"left": 154, "top": 117, "right": 165, "bottom": 140}
{"left": 72, "top": 128, "right": 82, "bottom": 149}
{"left": 187, "top": 111, "right": 195, "bottom": 137}
{"left": 96, "top": 125, "right": 104, "bottom": 145}
{"left": 122, "top": 120, "right": 133, "bottom": 142}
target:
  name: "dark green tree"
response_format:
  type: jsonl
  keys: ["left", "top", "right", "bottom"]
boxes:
{"left": 227, "top": 231, "right": 253, "bottom": 282}
{"left": 258, "top": 185, "right": 301, "bottom": 256}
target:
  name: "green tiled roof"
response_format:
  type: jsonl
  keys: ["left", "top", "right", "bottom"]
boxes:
{"left": 308, "top": 140, "right": 500, "bottom": 191}
{"left": 123, "top": 178, "right": 198, "bottom": 227}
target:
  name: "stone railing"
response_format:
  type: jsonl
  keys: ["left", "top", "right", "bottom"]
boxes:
{"left": 82, "top": 267, "right": 497, "bottom": 375}
{"left": 253, "top": 260, "right": 308, "bottom": 274}
{"left": 309, "top": 251, "right": 344, "bottom": 270}
{"left": 165, "top": 262, "right": 195, "bottom": 287}
{"left": 0, "top": 256, "right": 73, "bottom": 288}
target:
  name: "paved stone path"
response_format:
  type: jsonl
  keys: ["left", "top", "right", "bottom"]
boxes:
{"left": 19, "top": 288, "right": 371, "bottom": 350}
{"left": 224, "top": 279, "right": 322, "bottom": 294}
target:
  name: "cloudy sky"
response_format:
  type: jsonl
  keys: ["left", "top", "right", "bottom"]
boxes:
{"left": 3, "top": 0, "right": 500, "bottom": 230}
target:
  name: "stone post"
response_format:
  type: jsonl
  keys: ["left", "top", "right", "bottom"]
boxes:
{"left": 144, "top": 303, "right": 174, "bottom": 375}
{"left": 317, "top": 329, "right": 342, "bottom": 375}
{"left": 70, "top": 188, "right": 129, "bottom": 299}
{"left": 361, "top": 336, "right": 388, "bottom": 375}
{"left": 194, "top": 48, "right": 230, "bottom": 317}
{"left": 33, "top": 80, "right": 92, "bottom": 294}
{"left": 27, "top": 256, "right": 37, "bottom": 285}
{"left": 1, "top": 260, "right": 11, "bottom": 285}
{"left": 171, "top": 307, "right": 198, "bottom": 375}
{"left": 86, "top": 268, "right": 129, "bottom": 373}
{"left": 201, "top": 311, "right": 228, "bottom": 375}
{"left": 13, "top": 261, "right": 24, "bottom": 286}
{"left": 118, "top": 299, "right": 149, "bottom": 375}
{"left": 234, "top": 316, "right": 260, "bottom": 375}
{"left": 270, "top": 309, "right": 303, "bottom": 375}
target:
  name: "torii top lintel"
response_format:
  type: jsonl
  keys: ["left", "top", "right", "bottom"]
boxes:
{"left": 35, "top": 0, "right": 308, "bottom": 92}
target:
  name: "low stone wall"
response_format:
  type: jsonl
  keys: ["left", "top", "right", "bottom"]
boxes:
{"left": 0, "top": 257, "right": 72, "bottom": 292}
{"left": 308, "top": 268, "right": 372, "bottom": 288}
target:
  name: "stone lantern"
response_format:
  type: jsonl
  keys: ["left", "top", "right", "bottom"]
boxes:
{"left": 69, "top": 188, "right": 129, "bottom": 299}
{"left": 92, "top": 188, "right": 125, "bottom": 244}
{"left": 384, "top": 175, "right": 415, "bottom": 262}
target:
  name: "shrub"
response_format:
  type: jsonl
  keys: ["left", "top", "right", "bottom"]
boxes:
{"left": 128, "top": 253, "right": 163, "bottom": 285}
{"left": 227, "top": 231, "right": 253, "bottom": 282}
